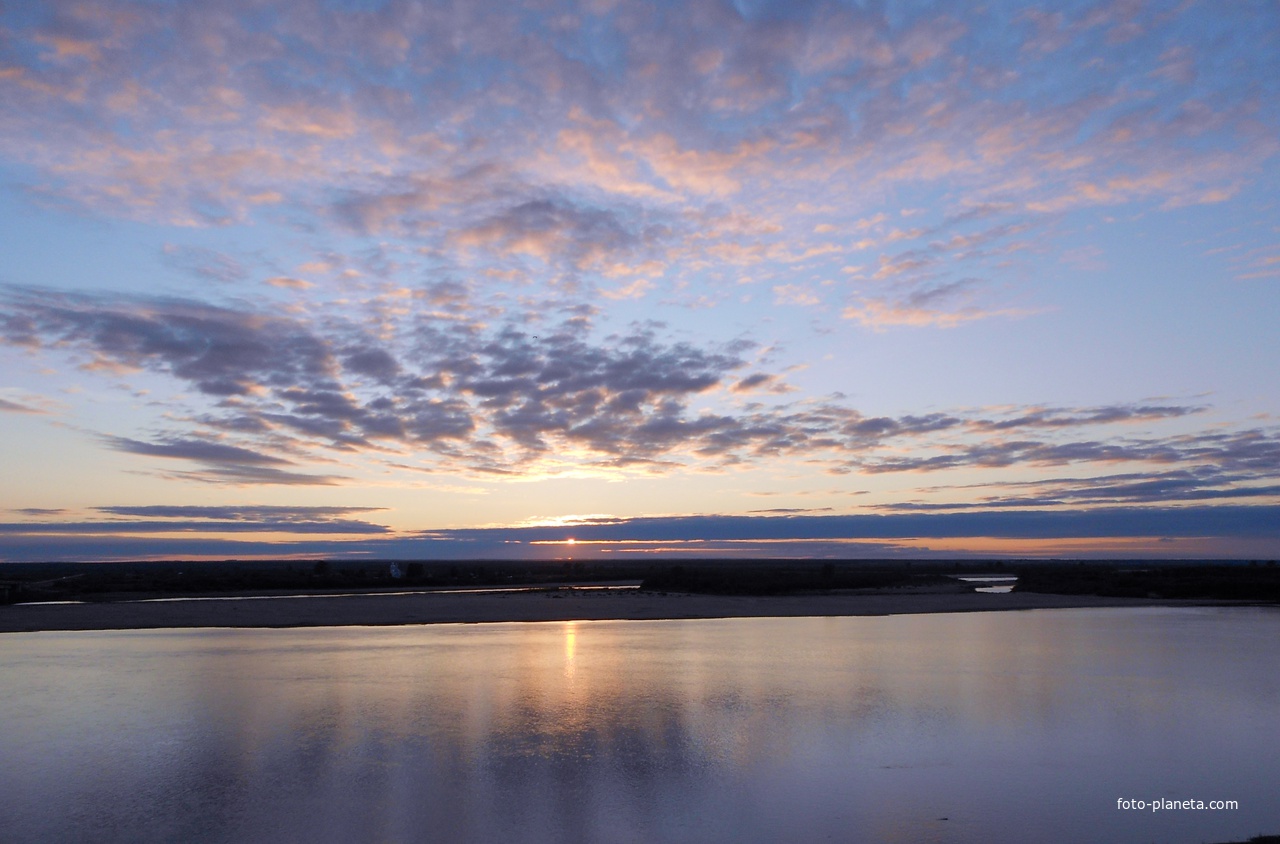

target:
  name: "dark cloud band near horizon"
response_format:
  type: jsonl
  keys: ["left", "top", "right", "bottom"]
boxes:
{"left": 2, "top": 506, "right": 1277, "bottom": 563}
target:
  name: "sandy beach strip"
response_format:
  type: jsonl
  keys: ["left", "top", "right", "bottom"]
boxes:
{"left": 0, "top": 588, "right": 1213, "bottom": 634}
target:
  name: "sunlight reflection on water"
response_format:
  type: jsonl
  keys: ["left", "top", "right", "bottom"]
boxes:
{"left": 2, "top": 607, "right": 1278, "bottom": 843}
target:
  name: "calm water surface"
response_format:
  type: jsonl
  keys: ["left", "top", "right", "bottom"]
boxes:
{"left": 2, "top": 607, "right": 1278, "bottom": 843}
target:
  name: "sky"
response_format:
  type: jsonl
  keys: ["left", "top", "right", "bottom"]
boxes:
{"left": 1, "top": 0, "right": 1278, "bottom": 563}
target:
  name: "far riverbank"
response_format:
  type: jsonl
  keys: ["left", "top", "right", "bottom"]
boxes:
{"left": 0, "top": 586, "right": 1253, "bottom": 634}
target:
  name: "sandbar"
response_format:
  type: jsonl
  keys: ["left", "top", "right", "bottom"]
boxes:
{"left": 0, "top": 587, "right": 1226, "bottom": 634}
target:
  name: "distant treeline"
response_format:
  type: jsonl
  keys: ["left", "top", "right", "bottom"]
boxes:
{"left": 1013, "top": 563, "right": 1280, "bottom": 602}
{"left": 638, "top": 564, "right": 958, "bottom": 595}
{"left": 3, "top": 558, "right": 969, "bottom": 602}
{"left": 3, "top": 558, "right": 1278, "bottom": 604}
{"left": 0, "top": 559, "right": 646, "bottom": 603}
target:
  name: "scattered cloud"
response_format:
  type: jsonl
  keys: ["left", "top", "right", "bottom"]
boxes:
{"left": 0, "top": 397, "right": 45, "bottom": 414}
{"left": 265, "top": 277, "right": 313, "bottom": 290}
{"left": 876, "top": 468, "right": 1280, "bottom": 511}
{"left": 104, "top": 435, "right": 344, "bottom": 486}
{"left": 772, "top": 284, "right": 821, "bottom": 306}
{"left": 161, "top": 245, "right": 249, "bottom": 285}
{"left": 3, "top": 285, "right": 1274, "bottom": 488}
{"left": 0, "top": 0, "right": 1272, "bottom": 297}
{"left": 0, "top": 519, "right": 388, "bottom": 535}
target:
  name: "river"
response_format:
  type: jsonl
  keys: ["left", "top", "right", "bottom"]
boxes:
{"left": 1, "top": 607, "right": 1276, "bottom": 843}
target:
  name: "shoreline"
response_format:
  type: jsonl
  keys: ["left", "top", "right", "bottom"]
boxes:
{"left": 0, "top": 587, "right": 1253, "bottom": 634}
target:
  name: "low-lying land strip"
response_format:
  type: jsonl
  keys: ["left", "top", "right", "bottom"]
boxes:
{"left": 1, "top": 559, "right": 1274, "bottom": 633}
{"left": 0, "top": 586, "right": 1245, "bottom": 634}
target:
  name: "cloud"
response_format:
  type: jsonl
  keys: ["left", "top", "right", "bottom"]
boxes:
{"left": 966, "top": 404, "right": 1204, "bottom": 432}
{"left": 1, "top": 288, "right": 336, "bottom": 397}
{"left": 0, "top": 397, "right": 45, "bottom": 414}
{"left": 106, "top": 436, "right": 289, "bottom": 465}
{"left": 264, "top": 277, "right": 313, "bottom": 290}
{"left": 729, "top": 372, "right": 792, "bottom": 395}
{"left": 103, "top": 503, "right": 382, "bottom": 518}
{"left": 850, "top": 426, "right": 1280, "bottom": 476}
{"left": 449, "top": 198, "right": 674, "bottom": 274}
{"left": 0, "top": 503, "right": 392, "bottom": 536}
{"left": 772, "top": 284, "right": 820, "bottom": 306}
{"left": 877, "top": 468, "right": 1280, "bottom": 512}
{"left": 104, "top": 435, "right": 343, "bottom": 485}
{"left": 161, "top": 245, "right": 248, "bottom": 285}
{"left": 0, "top": 519, "right": 388, "bottom": 535}
{"left": 842, "top": 293, "right": 1031, "bottom": 330}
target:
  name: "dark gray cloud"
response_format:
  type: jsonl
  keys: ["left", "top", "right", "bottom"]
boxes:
{"left": 342, "top": 347, "right": 400, "bottom": 383}
{"left": 2, "top": 288, "right": 336, "bottom": 397}
{"left": 729, "top": 373, "right": 776, "bottom": 393}
{"left": 0, "top": 535, "right": 385, "bottom": 563}
{"left": 96, "top": 504, "right": 386, "bottom": 522}
{"left": 0, "top": 520, "right": 388, "bottom": 535}
{"left": 0, "top": 504, "right": 391, "bottom": 540}
{"left": 876, "top": 469, "right": 1280, "bottom": 511}
{"left": 103, "top": 435, "right": 343, "bottom": 485}
{"left": 106, "top": 435, "right": 290, "bottom": 466}
{"left": 0, "top": 397, "right": 43, "bottom": 413}
{"left": 853, "top": 427, "right": 1280, "bottom": 475}
{"left": 413, "top": 507, "right": 1280, "bottom": 543}
{"left": 967, "top": 404, "right": 1204, "bottom": 432}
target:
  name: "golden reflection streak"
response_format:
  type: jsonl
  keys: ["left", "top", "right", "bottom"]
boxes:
{"left": 564, "top": 620, "right": 577, "bottom": 679}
